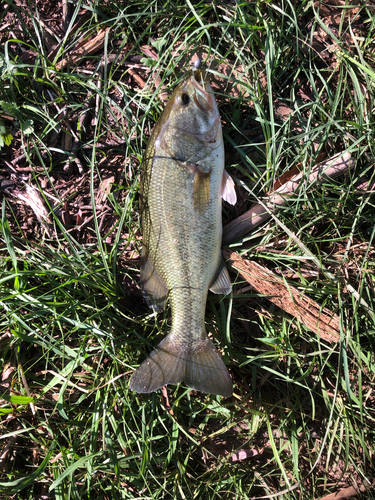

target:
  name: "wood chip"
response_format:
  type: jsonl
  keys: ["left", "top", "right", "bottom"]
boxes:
{"left": 127, "top": 67, "right": 147, "bottom": 89}
{"left": 96, "top": 173, "right": 115, "bottom": 207}
{"left": 223, "top": 250, "right": 340, "bottom": 343}
{"left": 11, "top": 184, "right": 54, "bottom": 238}
{"left": 63, "top": 130, "right": 73, "bottom": 151}
{"left": 161, "top": 386, "right": 174, "bottom": 415}
{"left": 229, "top": 448, "right": 261, "bottom": 462}
{"left": 0, "top": 364, "right": 15, "bottom": 391}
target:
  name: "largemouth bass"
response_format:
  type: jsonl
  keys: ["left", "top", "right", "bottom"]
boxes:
{"left": 129, "top": 66, "right": 236, "bottom": 397}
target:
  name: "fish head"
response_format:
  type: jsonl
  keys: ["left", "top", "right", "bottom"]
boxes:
{"left": 170, "top": 69, "right": 219, "bottom": 139}
{"left": 154, "top": 70, "right": 222, "bottom": 163}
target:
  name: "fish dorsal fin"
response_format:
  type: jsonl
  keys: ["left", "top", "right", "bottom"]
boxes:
{"left": 140, "top": 249, "right": 168, "bottom": 311}
{"left": 210, "top": 259, "right": 232, "bottom": 295}
{"left": 222, "top": 170, "right": 237, "bottom": 205}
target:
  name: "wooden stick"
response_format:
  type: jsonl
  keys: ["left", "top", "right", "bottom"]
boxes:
{"left": 223, "top": 152, "right": 354, "bottom": 244}
{"left": 55, "top": 28, "right": 110, "bottom": 71}
{"left": 223, "top": 249, "right": 340, "bottom": 343}
{"left": 62, "top": 0, "right": 72, "bottom": 33}
{"left": 316, "top": 482, "right": 372, "bottom": 500}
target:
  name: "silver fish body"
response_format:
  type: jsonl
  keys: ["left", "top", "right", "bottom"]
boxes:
{"left": 129, "top": 69, "right": 236, "bottom": 397}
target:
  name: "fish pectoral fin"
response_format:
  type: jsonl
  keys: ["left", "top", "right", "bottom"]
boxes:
{"left": 179, "top": 161, "right": 211, "bottom": 210}
{"left": 175, "top": 160, "right": 211, "bottom": 210}
{"left": 180, "top": 160, "right": 211, "bottom": 175}
{"left": 129, "top": 336, "right": 233, "bottom": 397}
{"left": 193, "top": 169, "right": 211, "bottom": 210}
{"left": 210, "top": 260, "right": 232, "bottom": 295}
{"left": 222, "top": 170, "right": 237, "bottom": 205}
{"left": 140, "top": 249, "right": 168, "bottom": 311}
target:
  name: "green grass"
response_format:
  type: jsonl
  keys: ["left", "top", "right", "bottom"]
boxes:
{"left": 1, "top": 0, "right": 375, "bottom": 498}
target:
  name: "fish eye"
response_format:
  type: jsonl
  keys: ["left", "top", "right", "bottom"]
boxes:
{"left": 180, "top": 93, "right": 190, "bottom": 106}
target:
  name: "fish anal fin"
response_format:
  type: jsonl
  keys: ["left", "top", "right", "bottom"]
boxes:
{"left": 210, "top": 260, "right": 232, "bottom": 295}
{"left": 222, "top": 170, "right": 237, "bottom": 205}
{"left": 129, "top": 335, "right": 233, "bottom": 397}
{"left": 140, "top": 249, "right": 168, "bottom": 311}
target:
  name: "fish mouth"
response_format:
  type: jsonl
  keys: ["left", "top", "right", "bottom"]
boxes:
{"left": 190, "top": 71, "right": 216, "bottom": 113}
{"left": 192, "top": 67, "right": 209, "bottom": 86}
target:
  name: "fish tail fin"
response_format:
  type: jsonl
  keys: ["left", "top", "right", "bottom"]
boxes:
{"left": 129, "top": 334, "right": 233, "bottom": 397}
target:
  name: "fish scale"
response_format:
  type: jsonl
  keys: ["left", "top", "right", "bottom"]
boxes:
{"left": 129, "top": 67, "right": 236, "bottom": 397}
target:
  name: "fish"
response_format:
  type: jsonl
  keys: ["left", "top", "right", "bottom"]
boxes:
{"left": 129, "top": 64, "right": 237, "bottom": 397}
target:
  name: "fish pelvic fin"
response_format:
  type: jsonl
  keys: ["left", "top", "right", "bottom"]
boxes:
{"left": 210, "top": 259, "right": 232, "bottom": 295}
{"left": 140, "top": 248, "right": 168, "bottom": 311}
{"left": 129, "top": 335, "right": 233, "bottom": 397}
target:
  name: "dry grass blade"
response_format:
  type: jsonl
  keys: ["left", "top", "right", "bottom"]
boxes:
{"left": 223, "top": 250, "right": 340, "bottom": 343}
{"left": 223, "top": 152, "right": 354, "bottom": 244}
